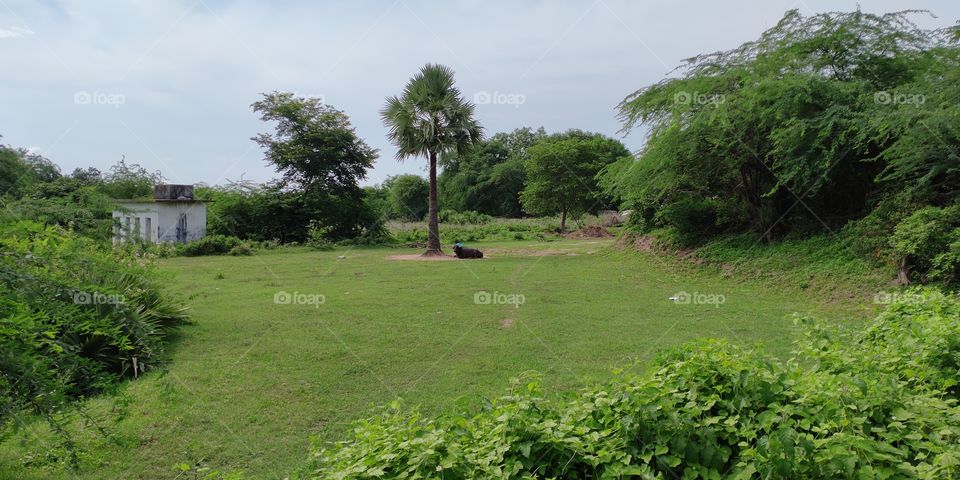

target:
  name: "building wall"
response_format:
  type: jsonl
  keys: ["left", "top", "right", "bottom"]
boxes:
{"left": 157, "top": 202, "right": 206, "bottom": 243}
{"left": 113, "top": 201, "right": 206, "bottom": 244}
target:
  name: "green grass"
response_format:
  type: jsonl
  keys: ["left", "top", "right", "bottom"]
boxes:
{"left": 1, "top": 238, "right": 884, "bottom": 479}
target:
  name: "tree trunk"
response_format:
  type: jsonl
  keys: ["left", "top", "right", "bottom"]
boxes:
{"left": 560, "top": 207, "right": 567, "bottom": 233}
{"left": 424, "top": 150, "right": 442, "bottom": 256}
{"left": 897, "top": 258, "right": 911, "bottom": 285}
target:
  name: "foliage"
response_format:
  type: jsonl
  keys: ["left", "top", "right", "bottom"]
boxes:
{"left": 177, "top": 235, "right": 243, "bottom": 257}
{"left": 306, "top": 222, "right": 335, "bottom": 251}
{"left": 383, "top": 174, "right": 429, "bottom": 221}
{"left": 607, "top": 9, "right": 957, "bottom": 242}
{"left": 1, "top": 156, "right": 165, "bottom": 243}
{"left": 98, "top": 158, "right": 163, "bottom": 200}
{"left": 381, "top": 63, "right": 484, "bottom": 253}
{"left": 890, "top": 205, "right": 960, "bottom": 283}
{"left": 228, "top": 242, "right": 254, "bottom": 256}
{"left": 251, "top": 92, "right": 377, "bottom": 196}
{"left": 200, "top": 182, "right": 312, "bottom": 243}
{"left": 0, "top": 221, "right": 188, "bottom": 465}
{"left": 251, "top": 92, "right": 378, "bottom": 239}
{"left": 438, "top": 210, "right": 493, "bottom": 225}
{"left": 308, "top": 290, "right": 960, "bottom": 478}
{"left": 521, "top": 130, "right": 630, "bottom": 231}
{"left": 0, "top": 142, "right": 61, "bottom": 198}
{"left": 2, "top": 181, "right": 116, "bottom": 243}
{"left": 439, "top": 127, "right": 547, "bottom": 217}
{"left": 654, "top": 194, "right": 721, "bottom": 247}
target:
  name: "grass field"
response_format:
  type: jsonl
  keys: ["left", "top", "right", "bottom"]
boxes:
{"left": 2, "top": 238, "right": 883, "bottom": 479}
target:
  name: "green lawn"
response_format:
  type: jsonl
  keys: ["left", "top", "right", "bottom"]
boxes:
{"left": 2, "top": 239, "right": 880, "bottom": 479}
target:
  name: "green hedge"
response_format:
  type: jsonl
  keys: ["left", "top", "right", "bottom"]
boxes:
{"left": 177, "top": 234, "right": 243, "bottom": 256}
{"left": 307, "top": 290, "right": 960, "bottom": 479}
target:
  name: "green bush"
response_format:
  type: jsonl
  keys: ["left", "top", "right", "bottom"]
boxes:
{"left": 656, "top": 195, "right": 720, "bottom": 247}
{"left": 307, "top": 289, "right": 960, "bottom": 478}
{"left": 228, "top": 242, "right": 254, "bottom": 256}
{"left": 177, "top": 235, "right": 243, "bottom": 257}
{"left": 0, "top": 221, "right": 188, "bottom": 463}
{"left": 306, "top": 223, "right": 335, "bottom": 251}
{"left": 890, "top": 205, "right": 960, "bottom": 283}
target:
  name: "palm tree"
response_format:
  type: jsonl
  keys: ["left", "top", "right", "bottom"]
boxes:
{"left": 381, "top": 64, "right": 483, "bottom": 256}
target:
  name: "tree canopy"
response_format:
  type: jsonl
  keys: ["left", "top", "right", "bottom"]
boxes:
{"left": 604, "top": 9, "right": 960, "bottom": 244}
{"left": 439, "top": 127, "right": 546, "bottom": 217}
{"left": 521, "top": 130, "right": 630, "bottom": 230}
{"left": 252, "top": 92, "right": 379, "bottom": 238}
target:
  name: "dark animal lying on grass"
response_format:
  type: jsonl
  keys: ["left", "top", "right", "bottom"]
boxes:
{"left": 453, "top": 243, "right": 483, "bottom": 259}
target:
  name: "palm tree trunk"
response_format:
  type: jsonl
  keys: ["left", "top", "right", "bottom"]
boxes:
{"left": 424, "top": 150, "right": 442, "bottom": 256}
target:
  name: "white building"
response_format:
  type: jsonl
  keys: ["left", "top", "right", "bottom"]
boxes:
{"left": 113, "top": 184, "right": 207, "bottom": 244}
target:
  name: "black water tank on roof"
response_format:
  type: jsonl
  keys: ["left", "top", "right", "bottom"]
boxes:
{"left": 154, "top": 184, "right": 194, "bottom": 201}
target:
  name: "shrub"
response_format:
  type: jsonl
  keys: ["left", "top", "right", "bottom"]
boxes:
{"left": 307, "top": 289, "right": 960, "bottom": 478}
{"left": 0, "top": 221, "right": 188, "bottom": 463}
{"left": 228, "top": 242, "right": 254, "bottom": 256}
{"left": 656, "top": 195, "right": 720, "bottom": 247}
{"left": 306, "top": 222, "right": 335, "bottom": 251}
{"left": 890, "top": 205, "right": 960, "bottom": 283}
{"left": 177, "top": 235, "right": 243, "bottom": 257}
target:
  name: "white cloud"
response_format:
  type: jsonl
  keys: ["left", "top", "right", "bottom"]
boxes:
{"left": 0, "top": 26, "right": 34, "bottom": 39}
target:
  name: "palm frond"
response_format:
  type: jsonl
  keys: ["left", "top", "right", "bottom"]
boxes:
{"left": 381, "top": 63, "right": 484, "bottom": 161}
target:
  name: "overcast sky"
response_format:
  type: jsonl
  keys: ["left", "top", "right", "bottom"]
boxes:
{"left": 2, "top": 0, "right": 957, "bottom": 187}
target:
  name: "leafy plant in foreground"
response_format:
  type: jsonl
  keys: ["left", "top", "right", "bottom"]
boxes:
{"left": 307, "top": 289, "right": 960, "bottom": 479}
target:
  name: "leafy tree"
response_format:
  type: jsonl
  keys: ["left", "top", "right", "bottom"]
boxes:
{"left": 867, "top": 41, "right": 960, "bottom": 205}
{"left": 362, "top": 184, "right": 391, "bottom": 220}
{"left": 439, "top": 127, "right": 546, "bottom": 217}
{"left": 200, "top": 182, "right": 312, "bottom": 243}
{"left": 100, "top": 157, "right": 162, "bottom": 199}
{"left": 608, "top": 9, "right": 954, "bottom": 244}
{"left": 521, "top": 130, "right": 630, "bottom": 231}
{"left": 384, "top": 174, "right": 429, "bottom": 221}
{"left": 0, "top": 142, "right": 60, "bottom": 198}
{"left": 1, "top": 159, "right": 113, "bottom": 242}
{"left": 252, "top": 92, "right": 378, "bottom": 238}
{"left": 381, "top": 64, "right": 483, "bottom": 255}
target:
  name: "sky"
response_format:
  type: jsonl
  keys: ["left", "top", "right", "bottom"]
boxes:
{"left": 1, "top": 0, "right": 958, "bottom": 187}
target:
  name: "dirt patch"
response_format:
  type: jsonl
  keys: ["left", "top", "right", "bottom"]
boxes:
{"left": 385, "top": 254, "right": 459, "bottom": 261}
{"left": 564, "top": 224, "right": 613, "bottom": 239}
{"left": 499, "top": 318, "right": 515, "bottom": 328}
{"left": 618, "top": 234, "right": 658, "bottom": 252}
